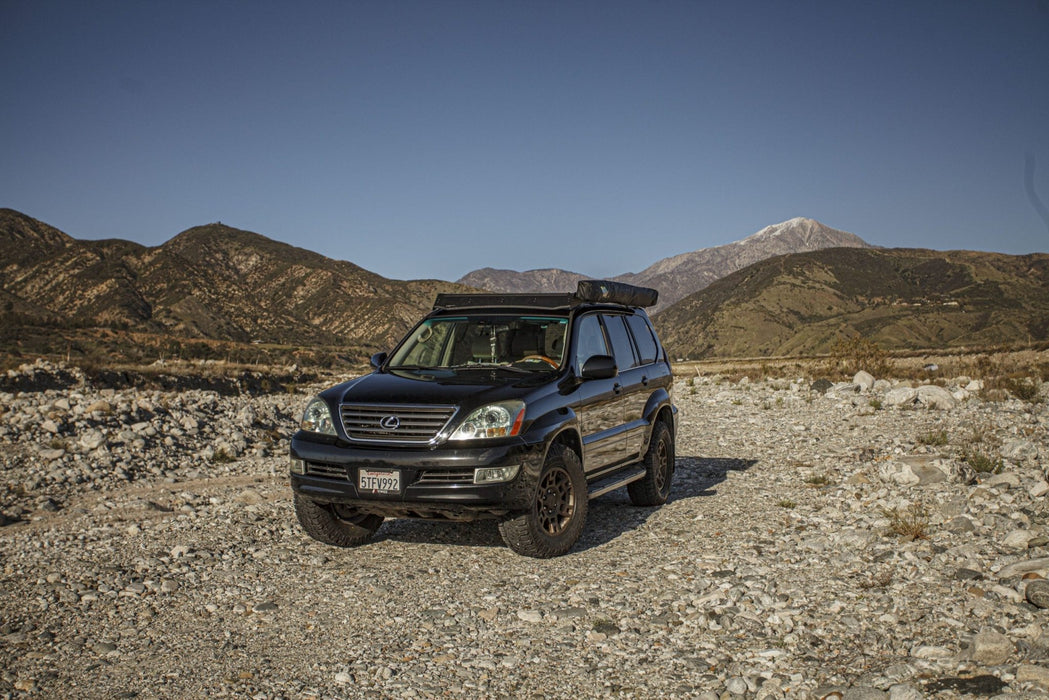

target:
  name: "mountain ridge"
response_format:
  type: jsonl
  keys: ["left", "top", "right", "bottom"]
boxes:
{"left": 0, "top": 209, "right": 471, "bottom": 357}
{"left": 4, "top": 208, "right": 1047, "bottom": 366}
{"left": 653, "top": 246, "right": 1049, "bottom": 359}
{"left": 456, "top": 217, "right": 873, "bottom": 311}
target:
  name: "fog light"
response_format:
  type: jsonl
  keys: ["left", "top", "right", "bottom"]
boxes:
{"left": 474, "top": 465, "right": 520, "bottom": 484}
{"left": 290, "top": 457, "right": 305, "bottom": 475}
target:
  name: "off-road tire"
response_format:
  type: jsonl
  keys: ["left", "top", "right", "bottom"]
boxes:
{"left": 294, "top": 493, "right": 383, "bottom": 547}
{"left": 627, "top": 421, "right": 674, "bottom": 506}
{"left": 499, "top": 443, "right": 588, "bottom": 558}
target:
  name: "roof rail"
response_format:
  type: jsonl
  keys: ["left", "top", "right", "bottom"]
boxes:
{"left": 433, "top": 280, "right": 659, "bottom": 310}
{"left": 433, "top": 293, "right": 576, "bottom": 310}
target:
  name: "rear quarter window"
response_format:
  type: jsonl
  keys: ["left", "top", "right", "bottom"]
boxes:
{"left": 626, "top": 314, "right": 659, "bottom": 365}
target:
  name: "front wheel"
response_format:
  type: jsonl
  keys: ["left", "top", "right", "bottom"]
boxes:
{"left": 294, "top": 493, "right": 383, "bottom": 547}
{"left": 628, "top": 421, "right": 674, "bottom": 506}
{"left": 499, "top": 444, "right": 588, "bottom": 558}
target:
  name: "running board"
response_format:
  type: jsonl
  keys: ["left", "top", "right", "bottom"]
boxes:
{"left": 588, "top": 468, "right": 646, "bottom": 499}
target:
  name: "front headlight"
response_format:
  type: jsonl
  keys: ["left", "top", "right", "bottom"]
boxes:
{"left": 450, "top": 401, "right": 526, "bottom": 440}
{"left": 301, "top": 397, "right": 337, "bottom": 436}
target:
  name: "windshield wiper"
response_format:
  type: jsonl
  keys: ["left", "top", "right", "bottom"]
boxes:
{"left": 451, "top": 363, "right": 533, "bottom": 374}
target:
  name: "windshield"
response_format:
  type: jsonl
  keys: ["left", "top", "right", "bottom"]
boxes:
{"left": 388, "top": 315, "right": 568, "bottom": 372}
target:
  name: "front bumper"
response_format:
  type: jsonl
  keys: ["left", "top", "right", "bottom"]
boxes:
{"left": 289, "top": 432, "right": 546, "bottom": 521}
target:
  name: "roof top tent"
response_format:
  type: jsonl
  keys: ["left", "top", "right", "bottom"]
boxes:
{"left": 434, "top": 280, "right": 659, "bottom": 311}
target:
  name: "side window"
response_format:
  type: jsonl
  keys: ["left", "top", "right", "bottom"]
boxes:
{"left": 602, "top": 314, "right": 638, "bottom": 369}
{"left": 573, "top": 314, "right": 609, "bottom": 373}
{"left": 626, "top": 314, "right": 658, "bottom": 365}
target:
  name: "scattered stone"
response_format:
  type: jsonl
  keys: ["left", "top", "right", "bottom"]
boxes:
{"left": 923, "top": 675, "right": 1006, "bottom": 695}
{"left": 1016, "top": 664, "right": 1049, "bottom": 689}
{"left": 516, "top": 609, "right": 542, "bottom": 623}
{"left": 1026, "top": 579, "right": 1049, "bottom": 608}
{"left": 810, "top": 378, "right": 833, "bottom": 393}
{"left": 0, "top": 368, "right": 1045, "bottom": 697}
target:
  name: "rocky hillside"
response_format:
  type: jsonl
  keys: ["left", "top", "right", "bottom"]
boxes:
{"left": 619, "top": 217, "right": 871, "bottom": 312}
{"left": 0, "top": 209, "right": 470, "bottom": 353}
{"left": 655, "top": 247, "right": 1049, "bottom": 359}
{"left": 456, "top": 267, "right": 589, "bottom": 294}
{"left": 1, "top": 360, "right": 1048, "bottom": 696}
{"left": 456, "top": 218, "right": 872, "bottom": 312}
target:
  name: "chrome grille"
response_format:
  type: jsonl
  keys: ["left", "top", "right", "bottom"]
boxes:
{"left": 305, "top": 462, "right": 349, "bottom": 480}
{"left": 340, "top": 404, "right": 456, "bottom": 444}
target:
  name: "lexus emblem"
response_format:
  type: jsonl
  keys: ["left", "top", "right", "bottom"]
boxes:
{"left": 379, "top": 415, "right": 401, "bottom": 431}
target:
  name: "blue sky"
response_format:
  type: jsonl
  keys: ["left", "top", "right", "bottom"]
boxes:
{"left": 2, "top": 0, "right": 1048, "bottom": 281}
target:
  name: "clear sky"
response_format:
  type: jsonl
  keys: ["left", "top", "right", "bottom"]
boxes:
{"left": 2, "top": 0, "right": 1048, "bottom": 281}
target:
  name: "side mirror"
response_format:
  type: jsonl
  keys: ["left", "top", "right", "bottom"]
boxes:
{"left": 580, "top": 354, "right": 617, "bottom": 380}
{"left": 369, "top": 352, "right": 388, "bottom": 370}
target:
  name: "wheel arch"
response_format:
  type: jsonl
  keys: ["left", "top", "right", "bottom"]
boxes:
{"left": 642, "top": 389, "right": 675, "bottom": 433}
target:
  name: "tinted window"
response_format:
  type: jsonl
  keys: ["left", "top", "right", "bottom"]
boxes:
{"left": 602, "top": 315, "right": 638, "bottom": 369}
{"left": 626, "top": 314, "right": 658, "bottom": 365}
{"left": 573, "top": 314, "right": 610, "bottom": 373}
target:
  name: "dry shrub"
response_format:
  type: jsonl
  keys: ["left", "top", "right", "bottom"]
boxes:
{"left": 825, "top": 336, "right": 891, "bottom": 379}
{"left": 882, "top": 503, "right": 930, "bottom": 540}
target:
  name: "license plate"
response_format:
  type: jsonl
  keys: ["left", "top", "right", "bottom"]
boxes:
{"left": 358, "top": 468, "right": 401, "bottom": 495}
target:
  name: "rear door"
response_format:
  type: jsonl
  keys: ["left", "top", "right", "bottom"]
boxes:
{"left": 600, "top": 313, "right": 649, "bottom": 462}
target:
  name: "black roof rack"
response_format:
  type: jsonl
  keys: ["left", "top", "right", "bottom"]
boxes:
{"left": 433, "top": 280, "right": 658, "bottom": 311}
{"left": 433, "top": 292, "right": 576, "bottom": 310}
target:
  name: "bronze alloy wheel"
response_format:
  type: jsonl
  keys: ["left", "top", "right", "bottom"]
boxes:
{"left": 535, "top": 466, "right": 576, "bottom": 536}
{"left": 653, "top": 435, "right": 670, "bottom": 493}
{"left": 498, "top": 443, "right": 588, "bottom": 557}
{"left": 627, "top": 421, "right": 675, "bottom": 507}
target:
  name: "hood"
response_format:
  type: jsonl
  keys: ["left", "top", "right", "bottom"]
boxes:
{"left": 323, "top": 368, "right": 552, "bottom": 408}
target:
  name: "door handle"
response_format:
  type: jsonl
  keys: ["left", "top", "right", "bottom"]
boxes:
{"left": 641, "top": 376, "right": 649, "bottom": 386}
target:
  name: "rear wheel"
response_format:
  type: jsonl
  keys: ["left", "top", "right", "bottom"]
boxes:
{"left": 628, "top": 421, "right": 674, "bottom": 506}
{"left": 499, "top": 444, "right": 587, "bottom": 558}
{"left": 294, "top": 493, "right": 383, "bottom": 547}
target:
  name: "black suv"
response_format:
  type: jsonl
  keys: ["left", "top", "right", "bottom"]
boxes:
{"left": 289, "top": 280, "right": 676, "bottom": 557}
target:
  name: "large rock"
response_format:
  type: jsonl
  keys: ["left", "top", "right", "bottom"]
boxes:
{"left": 969, "top": 629, "right": 1013, "bottom": 665}
{"left": 879, "top": 457, "right": 949, "bottom": 486}
{"left": 1017, "top": 665, "right": 1049, "bottom": 690}
{"left": 853, "top": 371, "right": 875, "bottom": 392}
{"left": 79, "top": 429, "right": 107, "bottom": 451}
{"left": 1001, "top": 439, "right": 1038, "bottom": 463}
{"left": 879, "top": 461, "right": 920, "bottom": 486}
{"left": 916, "top": 385, "right": 956, "bottom": 409}
{"left": 997, "top": 557, "right": 1049, "bottom": 579}
{"left": 883, "top": 387, "right": 918, "bottom": 407}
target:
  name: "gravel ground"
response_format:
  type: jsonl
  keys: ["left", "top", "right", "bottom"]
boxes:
{"left": 2, "top": 363, "right": 1049, "bottom": 698}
